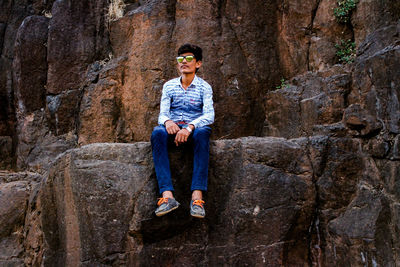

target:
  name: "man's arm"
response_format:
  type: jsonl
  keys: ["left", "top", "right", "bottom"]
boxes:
{"left": 158, "top": 84, "right": 171, "bottom": 125}
{"left": 158, "top": 84, "right": 180, "bottom": 135}
{"left": 188, "top": 83, "right": 215, "bottom": 128}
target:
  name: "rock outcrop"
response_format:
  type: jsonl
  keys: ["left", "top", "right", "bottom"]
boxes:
{"left": 0, "top": 0, "right": 399, "bottom": 266}
{"left": 1, "top": 0, "right": 399, "bottom": 170}
{"left": 20, "top": 139, "right": 316, "bottom": 265}
{"left": 2, "top": 135, "right": 397, "bottom": 266}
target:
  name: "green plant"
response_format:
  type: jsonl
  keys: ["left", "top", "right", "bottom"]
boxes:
{"left": 334, "top": 0, "right": 358, "bottom": 23}
{"left": 335, "top": 39, "right": 356, "bottom": 64}
{"left": 276, "top": 78, "right": 289, "bottom": 89}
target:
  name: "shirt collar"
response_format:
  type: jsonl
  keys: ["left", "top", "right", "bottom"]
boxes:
{"left": 180, "top": 75, "right": 200, "bottom": 88}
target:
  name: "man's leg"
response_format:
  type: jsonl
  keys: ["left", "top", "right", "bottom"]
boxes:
{"left": 151, "top": 125, "right": 180, "bottom": 216}
{"left": 151, "top": 125, "right": 174, "bottom": 195}
{"left": 190, "top": 126, "right": 211, "bottom": 218}
{"left": 191, "top": 126, "right": 211, "bottom": 192}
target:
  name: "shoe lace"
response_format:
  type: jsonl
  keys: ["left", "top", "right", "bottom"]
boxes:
{"left": 157, "top": 197, "right": 169, "bottom": 206}
{"left": 192, "top": 199, "right": 205, "bottom": 208}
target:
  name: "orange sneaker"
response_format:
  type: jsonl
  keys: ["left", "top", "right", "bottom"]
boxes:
{"left": 154, "top": 197, "right": 180, "bottom": 217}
{"left": 190, "top": 199, "right": 205, "bottom": 218}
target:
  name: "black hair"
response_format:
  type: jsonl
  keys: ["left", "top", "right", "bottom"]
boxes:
{"left": 177, "top": 43, "right": 203, "bottom": 61}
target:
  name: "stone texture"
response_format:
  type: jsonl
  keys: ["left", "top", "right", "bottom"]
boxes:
{"left": 15, "top": 110, "right": 77, "bottom": 171}
{"left": 0, "top": 0, "right": 54, "bottom": 137}
{"left": 5, "top": 0, "right": 400, "bottom": 166}
{"left": 350, "top": 23, "right": 400, "bottom": 135}
{"left": 0, "top": 136, "right": 12, "bottom": 169}
{"left": 33, "top": 138, "right": 315, "bottom": 266}
{"left": 308, "top": 0, "right": 352, "bottom": 71}
{"left": 352, "top": 0, "right": 400, "bottom": 45}
{"left": 78, "top": 0, "right": 283, "bottom": 144}
{"left": 263, "top": 65, "right": 352, "bottom": 139}
{"left": 46, "top": 0, "right": 110, "bottom": 95}
{"left": 0, "top": 0, "right": 399, "bottom": 266}
{"left": 0, "top": 171, "right": 40, "bottom": 266}
{"left": 13, "top": 136, "right": 397, "bottom": 266}
{"left": 13, "top": 15, "right": 48, "bottom": 114}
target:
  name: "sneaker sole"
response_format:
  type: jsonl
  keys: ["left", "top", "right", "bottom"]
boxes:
{"left": 190, "top": 213, "right": 205, "bottom": 219}
{"left": 155, "top": 205, "right": 179, "bottom": 217}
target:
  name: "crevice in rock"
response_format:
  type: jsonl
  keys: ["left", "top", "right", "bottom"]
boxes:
{"left": 307, "top": 0, "right": 321, "bottom": 71}
{"left": 225, "top": 19, "right": 248, "bottom": 72}
{"left": 0, "top": 23, "right": 7, "bottom": 55}
{"left": 305, "top": 136, "right": 330, "bottom": 267}
{"left": 166, "top": 0, "right": 177, "bottom": 40}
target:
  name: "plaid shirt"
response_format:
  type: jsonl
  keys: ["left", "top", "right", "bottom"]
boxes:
{"left": 158, "top": 75, "right": 214, "bottom": 129}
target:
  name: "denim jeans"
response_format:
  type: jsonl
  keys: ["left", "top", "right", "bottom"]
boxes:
{"left": 151, "top": 125, "right": 211, "bottom": 195}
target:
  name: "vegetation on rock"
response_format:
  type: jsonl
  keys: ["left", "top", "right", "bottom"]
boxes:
{"left": 276, "top": 78, "right": 289, "bottom": 89}
{"left": 335, "top": 39, "right": 356, "bottom": 64}
{"left": 334, "top": 0, "right": 358, "bottom": 23}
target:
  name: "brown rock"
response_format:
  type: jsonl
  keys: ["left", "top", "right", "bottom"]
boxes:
{"left": 305, "top": 135, "right": 400, "bottom": 267}
{"left": 36, "top": 138, "right": 315, "bottom": 266}
{"left": 46, "top": 0, "right": 110, "bottom": 94}
{"left": 351, "top": 22, "right": 400, "bottom": 135}
{"left": 13, "top": 15, "right": 49, "bottom": 114}
{"left": 78, "top": 58, "right": 128, "bottom": 145}
{"left": 343, "top": 104, "right": 383, "bottom": 136}
{"left": 263, "top": 67, "right": 352, "bottom": 138}
{"left": 0, "top": 181, "right": 30, "bottom": 265}
{"left": 0, "top": 171, "right": 42, "bottom": 265}
{"left": 308, "top": 0, "right": 352, "bottom": 71}
{"left": 15, "top": 110, "right": 76, "bottom": 171}
{"left": 276, "top": 0, "right": 317, "bottom": 77}
{"left": 353, "top": 0, "right": 400, "bottom": 44}
{"left": 87, "top": 0, "right": 283, "bottom": 143}
{"left": 0, "top": 0, "right": 54, "bottom": 137}
{"left": 0, "top": 136, "right": 12, "bottom": 169}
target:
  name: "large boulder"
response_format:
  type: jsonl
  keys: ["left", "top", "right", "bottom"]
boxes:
{"left": 16, "top": 135, "right": 398, "bottom": 266}
{"left": 32, "top": 138, "right": 315, "bottom": 266}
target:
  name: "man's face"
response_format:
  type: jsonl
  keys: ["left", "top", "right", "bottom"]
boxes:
{"left": 177, "top": 52, "right": 202, "bottom": 75}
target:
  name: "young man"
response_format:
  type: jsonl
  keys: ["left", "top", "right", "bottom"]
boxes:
{"left": 151, "top": 44, "right": 214, "bottom": 218}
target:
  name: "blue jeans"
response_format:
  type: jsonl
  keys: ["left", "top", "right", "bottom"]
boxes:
{"left": 151, "top": 125, "right": 211, "bottom": 195}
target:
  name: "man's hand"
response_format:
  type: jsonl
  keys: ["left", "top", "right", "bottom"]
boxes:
{"left": 174, "top": 128, "right": 191, "bottom": 146}
{"left": 165, "top": 120, "right": 180, "bottom": 135}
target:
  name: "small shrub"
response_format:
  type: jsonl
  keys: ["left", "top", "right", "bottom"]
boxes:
{"left": 334, "top": 0, "right": 358, "bottom": 23}
{"left": 335, "top": 39, "right": 356, "bottom": 64}
{"left": 276, "top": 78, "right": 289, "bottom": 89}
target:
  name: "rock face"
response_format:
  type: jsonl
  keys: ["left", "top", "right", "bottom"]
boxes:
{"left": 0, "top": 0, "right": 399, "bottom": 266}
{"left": 0, "top": 171, "right": 41, "bottom": 266}
{"left": 1, "top": 0, "right": 399, "bottom": 170}
{"left": 30, "top": 139, "right": 316, "bottom": 266}
{"left": 13, "top": 136, "right": 399, "bottom": 266}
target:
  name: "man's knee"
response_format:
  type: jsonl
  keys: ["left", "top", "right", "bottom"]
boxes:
{"left": 151, "top": 126, "right": 168, "bottom": 142}
{"left": 193, "top": 126, "right": 211, "bottom": 140}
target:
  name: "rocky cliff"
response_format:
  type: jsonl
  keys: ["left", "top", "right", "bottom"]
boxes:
{"left": 0, "top": 0, "right": 399, "bottom": 266}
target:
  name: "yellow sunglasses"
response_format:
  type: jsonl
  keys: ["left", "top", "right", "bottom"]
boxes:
{"left": 176, "top": 55, "right": 195, "bottom": 63}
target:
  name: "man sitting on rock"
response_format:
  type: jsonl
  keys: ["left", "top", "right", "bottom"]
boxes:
{"left": 151, "top": 43, "right": 215, "bottom": 218}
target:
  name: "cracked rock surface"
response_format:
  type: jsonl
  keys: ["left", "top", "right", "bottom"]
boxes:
{"left": 0, "top": 0, "right": 399, "bottom": 266}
